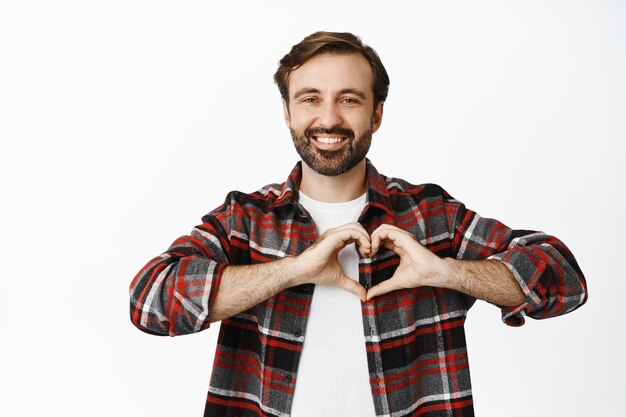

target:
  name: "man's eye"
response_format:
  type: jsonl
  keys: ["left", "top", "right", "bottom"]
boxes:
{"left": 302, "top": 97, "right": 317, "bottom": 103}
{"left": 342, "top": 98, "right": 359, "bottom": 104}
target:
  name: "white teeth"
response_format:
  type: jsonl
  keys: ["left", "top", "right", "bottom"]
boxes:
{"left": 316, "top": 137, "right": 344, "bottom": 144}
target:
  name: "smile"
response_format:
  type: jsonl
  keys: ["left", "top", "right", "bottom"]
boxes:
{"left": 312, "top": 136, "right": 347, "bottom": 144}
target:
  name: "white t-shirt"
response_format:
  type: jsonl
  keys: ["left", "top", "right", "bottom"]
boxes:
{"left": 290, "top": 190, "right": 376, "bottom": 417}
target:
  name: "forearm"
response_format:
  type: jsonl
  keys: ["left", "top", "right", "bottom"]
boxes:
{"left": 442, "top": 187, "right": 588, "bottom": 324}
{"left": 437, "top": 258, "right": 525, "bottom": 307}
{"left": 207, "top": 256, "right": 302, "bottom": 323}
{"left": 130, "top": 250, "right": 302, "bottom": 334}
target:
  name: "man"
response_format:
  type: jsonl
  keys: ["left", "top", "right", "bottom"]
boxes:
{"left": 129, "top": 32, "right": 587, "bottom": 417}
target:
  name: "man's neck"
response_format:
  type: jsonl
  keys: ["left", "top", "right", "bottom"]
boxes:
{"left": 299, "top": 159, "right": 367, "bottom": 203}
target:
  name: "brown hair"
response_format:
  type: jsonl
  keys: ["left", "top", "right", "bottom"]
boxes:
{"left": 274, "top": 31, "right": 390, "bottom": 108}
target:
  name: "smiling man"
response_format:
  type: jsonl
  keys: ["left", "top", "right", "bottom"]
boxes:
{"left": 129, "top": 32, "right": 587, "bottom": 417}
{"left": 286, "top": 52, "right": 380, "bottom": 180}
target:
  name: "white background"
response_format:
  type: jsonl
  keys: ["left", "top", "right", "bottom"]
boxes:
{"left": 1, "top": 1, "right": 624, "bottom": 416}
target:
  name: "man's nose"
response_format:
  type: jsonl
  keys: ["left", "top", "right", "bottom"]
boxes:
{"left": 316, "top": 102, "right": 343, "bottom": 128}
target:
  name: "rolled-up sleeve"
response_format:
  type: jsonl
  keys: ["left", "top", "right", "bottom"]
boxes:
{"left": 443, "top": 188, "right": 588, "bottom": 326}
{"left": 129, "top": 196, "right": 233, "bottom": 336}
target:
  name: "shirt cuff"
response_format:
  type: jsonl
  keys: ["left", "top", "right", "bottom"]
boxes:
{"left": 487, "top": 254, "right": 535, "bottom": 327}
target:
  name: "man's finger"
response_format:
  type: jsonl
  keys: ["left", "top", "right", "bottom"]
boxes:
{"left": 338, "top": 276, "right": 367, "bottom": 302}
{"left": 357, "top": 243, "right": 371, "bottom": 258}
{"left": 366, "top": 278, "right": 400, "bottom": 301}
{"left": 321, "top": 222, "right": 374, "bottom": 257}
{"left": 371, "top": 226, "right": 405, "bottom": 244}
{"left": 327, "top": 228, "right": 371, "bottom": 253}
{"left": 370, "top": 229, "right": 398, "bottom": 256}
{"left": 371, "top": 227, "right": 414, "bottom": 257}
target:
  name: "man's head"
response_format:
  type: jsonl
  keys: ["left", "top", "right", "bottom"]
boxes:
{"left": 274, "top": 32, "right": 390, "bottom": 176}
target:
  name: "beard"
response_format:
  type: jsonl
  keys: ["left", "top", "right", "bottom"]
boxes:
{"left": 290, "top": 125, "right": 373, "bottom": 176}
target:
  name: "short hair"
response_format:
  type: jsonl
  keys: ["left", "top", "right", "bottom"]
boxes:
{"left": 274, "top": 31, "right": 390, "bottom": 108}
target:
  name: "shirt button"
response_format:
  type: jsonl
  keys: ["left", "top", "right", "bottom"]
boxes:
{"left": 308, "top": 239, "right": 315, "bottom": 246}
{"left": 302, "top": 284, "right": 312, "bottom": 292}
{"left": 284, "top": 374, "right": 292, "bottom": 383}
{"left": 294, "top": 329, "right": 302, "bottom": 337}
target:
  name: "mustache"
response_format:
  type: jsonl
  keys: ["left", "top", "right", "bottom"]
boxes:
{"left": 304, "top": 127, "right": 355, "bottom": 140}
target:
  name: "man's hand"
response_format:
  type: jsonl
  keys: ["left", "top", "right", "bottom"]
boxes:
{"left": 365, "top": 224, "right": 447, "bottom": 301}
{"left": 294, "top": 222, "right": 371, "bottom": 302}
{"left": 364, "top": 224, "right": 525, "bottom": 307}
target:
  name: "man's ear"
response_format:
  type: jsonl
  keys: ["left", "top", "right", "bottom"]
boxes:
{"left": 282, "top": 99, "right": 291, "bottom": 128}
{"left": 371, "top": 101, "right": 384, "bottom": 133}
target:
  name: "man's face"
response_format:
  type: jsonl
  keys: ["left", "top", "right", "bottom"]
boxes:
{"left": 283, "top": 52, "right": 384, "bottom": 176}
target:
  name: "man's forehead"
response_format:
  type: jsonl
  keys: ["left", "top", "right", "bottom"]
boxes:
{"left": 287, "top": 52, "right": 374, "bottom": 97}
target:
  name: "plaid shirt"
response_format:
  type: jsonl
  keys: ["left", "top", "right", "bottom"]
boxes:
{"left": 129, "top": 159, "right": 587, "bottom": 417}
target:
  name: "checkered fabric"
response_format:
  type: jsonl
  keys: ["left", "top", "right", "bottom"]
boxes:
{"left": 129, "top": 159, "right": 587, "bottom": 417}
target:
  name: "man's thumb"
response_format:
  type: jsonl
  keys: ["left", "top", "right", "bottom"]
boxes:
{"left": 339, "top": 276, "right": 367, "bottom": 302}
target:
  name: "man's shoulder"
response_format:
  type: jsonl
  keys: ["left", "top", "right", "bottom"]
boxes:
{"left": 381, "top": 174, "right": 452, "bottom": 202}
{"left": 205, "top": 180, "right": 290, "bottom": 218}
{"left": 243, "top": 181, "right": 289, "bottom": 208}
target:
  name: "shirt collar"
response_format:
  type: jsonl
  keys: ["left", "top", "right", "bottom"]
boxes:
{"left": 270, "top": 158, "right": 394, "bottom": 216}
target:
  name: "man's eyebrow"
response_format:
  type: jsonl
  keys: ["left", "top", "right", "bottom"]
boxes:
{"left": 292, "top": 88, "right": 368, "bottom": 99}
{"left": 293, "top": 88, "right": 321, "bottom": 98}
{"left": 337, "top": 88, "right": 367, "bottom": 99}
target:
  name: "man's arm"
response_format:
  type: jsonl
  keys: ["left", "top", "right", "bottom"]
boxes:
{"left": 130, "top": 212, "right": 370, "bottom": 335}
{"left": 366, "top": 189, "right": 587, "bottom": 325}
{"left": 440, "top": 258, "right": 525, "bottom": 307}
{"left": 207, "top": 223, "right": 370, "bottom": 322}
{"left": 129, "top": 210, "right": 231, "bottom": 336}
{"left": 365, "top": 226, "right": 525, "bottom": 307}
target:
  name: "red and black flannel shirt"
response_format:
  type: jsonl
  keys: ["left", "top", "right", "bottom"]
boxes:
{"left": 129, "top": 159, "right": 587, "bottom": 417}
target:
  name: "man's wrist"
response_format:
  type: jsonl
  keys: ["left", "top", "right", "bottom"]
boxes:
{"left": 431, "top": 257, "right": 458, "bottom": 290}
{"left": 278, "top": 255, "right": 307, "bottom": 288}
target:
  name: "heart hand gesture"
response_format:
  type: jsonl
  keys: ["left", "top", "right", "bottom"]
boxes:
{"left": 295, "top": 222, "right": 371, "bottom": 301}
{"left": 294, "top": 223, "right": 447, "bottom": 302}
{"left": 365, "top": 224, "right": 447, "bottom": 301}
